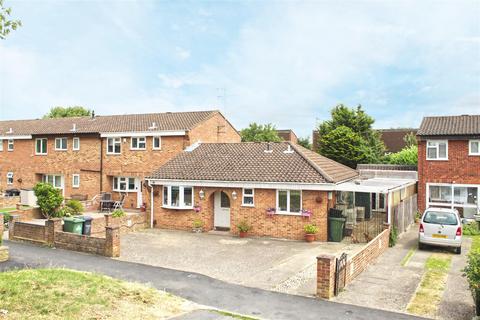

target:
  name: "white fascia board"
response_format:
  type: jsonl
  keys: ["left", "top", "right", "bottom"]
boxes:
{"left": 145, "top": 179, "right": 337, "bottom": 191}
{"left": 0, "top": 135, "right": 32, "bottom": 140}
{"left": 100, "top": 130, "right": 186, "bottom": 138}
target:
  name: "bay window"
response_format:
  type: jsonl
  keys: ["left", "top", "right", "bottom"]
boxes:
{"left": 162, "top": 185, "right": 194, "bottom": 209}
{"left": 426, "top": 140, "right": 448, "bottom": 160}
{"left": 427, "top": 183, "right": 479, "bottom": 218}
{"left": 276, "top": 190, "right": 302, "bottom": 214}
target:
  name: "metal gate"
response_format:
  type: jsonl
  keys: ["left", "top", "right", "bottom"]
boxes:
{"left": 334, "top": 252, "right": 348, "bottom": 296}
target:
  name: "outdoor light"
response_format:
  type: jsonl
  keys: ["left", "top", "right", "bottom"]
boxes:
{"left": 199, "top": 189, "right": 205, "bottom": 200}
{"left": 232, "top": 191, "right": 237, "bottom": 200}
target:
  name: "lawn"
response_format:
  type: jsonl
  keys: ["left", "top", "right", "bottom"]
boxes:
{"left": 0, "top": 269, "right": 194, "bottom": 319}
{"left": 0, "top": 207, "right": 15, "bottom": 213}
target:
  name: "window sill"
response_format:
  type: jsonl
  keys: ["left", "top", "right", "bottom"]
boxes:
{"left": 426, "top": 158, "right": 448, "bottom": 161}
{"left": 35, "top": 153, "right": 47, "bottom": 156}
{"left": 106, "top": 153, "right": 121, "bottom": 156}
{"left": 130, "top": 149, "right": 146, "bottom": 151}
{"left": 275, "top": 211, "right": 302, "bottom": 216}
{"left": 162, "top": 205, "right": 194, "bottom": 210}
{"left": 241, "top": 204, "right": 255, "bottom": 208}
{"left": 112, "top": 190, "right": 137, "bottom": 193}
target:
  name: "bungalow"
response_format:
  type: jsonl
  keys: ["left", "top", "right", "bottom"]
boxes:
{"left": 144, "top": 142, "right": 359, "bottom": 241}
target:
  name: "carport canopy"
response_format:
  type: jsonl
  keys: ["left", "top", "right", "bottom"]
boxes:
{"left": 335, "top": 178, "right": 416, "bottom": 194}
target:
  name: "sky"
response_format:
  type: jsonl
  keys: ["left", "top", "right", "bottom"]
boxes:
{"left": 0, "top": 0, "right": 479, "bottom": 138}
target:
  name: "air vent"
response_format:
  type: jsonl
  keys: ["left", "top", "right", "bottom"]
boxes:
{"left": 148, "top": 122, "right": 158, "bottom": 130}
{"left": 283, "top": 145, "right": 294, "bottom": 154}
{"left": 6, "top": 128, "right": 13, "bottom": 134}
{"left": 70, "top": 123, "right": 77, "bottom": 132}
{"left": 264, "top": 142, "right": 273, "bottom": 153}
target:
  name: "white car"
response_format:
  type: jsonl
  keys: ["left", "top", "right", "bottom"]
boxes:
{"left": 418, "top": 207, "right": 463, "bottom": 254}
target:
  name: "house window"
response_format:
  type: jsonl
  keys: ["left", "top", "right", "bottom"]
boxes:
{"left": 242, "top": 188, "right": 254, "bottom": 206}
{"left": 0, "top": 139, "right": 3, "bottom": 151}
{"left": 73, "top": 137, "right": 80, "bottom": 151}
{"left": 43, "top": 174, "right": 63, "bottom": 189}
{"left": 131, "top": 137, "right": 146, "bottom": 150}
{"left": 7, "top": 139, "right": 14, "bottom": 151}
{"left": 55, "top": 137, "right": 67, "bottom": 151}
{"left": 276, "top": 190, "right": 302, "bottom": 214}
{"left": 72, "top": 174, "right": 80, "bottom": 188}
{"left": 162, "top": 185, "right": 194, "bottom": 208}
{"left": 428, "top": 185, "right": 452, "bottom": 205}
{"left": 6, "top": 172, "right": 13, "bottom": 185}
{"left": 153, "top": 136, "right": 161, "bottom": 150}
{"left": 107, "top": 138, "right": 121, "bottom": 154}
{"left": 113, "top": 177, "right": 137, "bottom": 192}
{"left": 470, "top": 140, "right": 480, "bottom": 156}
{"left": 426, "top": 140, "right": 448, "bottom": 160}
{"left": 35, "top": 138, "right": 48, "bottom": 155}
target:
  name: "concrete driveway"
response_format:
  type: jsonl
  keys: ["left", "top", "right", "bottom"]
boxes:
{"left": 118, "top": 229, "right": 362, "bottom": 296}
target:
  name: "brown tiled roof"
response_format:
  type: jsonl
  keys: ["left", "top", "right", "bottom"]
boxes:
{"left": 417, "top": 115, "right": 480, "bottom": 136}
{"left": 0, "top": 111, "right": 218, "bottom": 136}
{"left": 378, "top": 129, "right": 417, "bottom": 152}
{"left": 148, "top": 142, "right": 358, "bottom": 184}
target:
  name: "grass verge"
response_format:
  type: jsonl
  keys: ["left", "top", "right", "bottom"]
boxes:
{"left": 0, "top": 268, "right": 192, "bottom": 319}
{"left": 0, "top": 207, "right": 15, "bottom": 213}
{"left": 401, "top": 247, "right": 416, "bottom": 267}
{"left": 407, "top": 253, "right": 452, "bottom": 317}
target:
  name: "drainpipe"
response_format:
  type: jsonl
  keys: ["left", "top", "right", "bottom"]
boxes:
{"left": 148, "top": 180, "right": 154, "bottom": 228}
{"left": 99, "top": 135, "right": 104, "bottom": 193}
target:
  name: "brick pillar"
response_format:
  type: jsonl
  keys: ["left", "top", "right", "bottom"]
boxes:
{"left": 8, "top": 214, "right": 24, "bottom": 240}
{"left": 104, "top": 226, "right": 120, "bottom": 257}
{"left": 0, "top": 213, "right": 4, "bottom": 243}
{"left": 45, "top": 218, "right": 62, "bottom": 246}
{"left": 104, "top": 213, "right": 112, "bottom": 227}
{"left": 317, "top": 254, "right": 336, "bottom": 299}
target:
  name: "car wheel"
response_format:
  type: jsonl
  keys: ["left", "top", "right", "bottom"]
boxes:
{"left": 455, "top": 247, "right": 462, "bottom": 255}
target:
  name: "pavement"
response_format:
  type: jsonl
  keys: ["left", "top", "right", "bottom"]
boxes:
{"left": 333, "top": 225, "right": 475, "bottom": 319}
{"left": 0, "top": 240, "right": 423, "bottom": 320}
{"left": 119, "top": 228, "right": 363, "bottom": 295}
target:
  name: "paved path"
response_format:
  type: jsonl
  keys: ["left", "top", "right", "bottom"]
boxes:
{"left": 0, "top": 240, "right": 423, "bottom": 320}
{"left": 333, "top": 225, "right": 475, "bottom": 319}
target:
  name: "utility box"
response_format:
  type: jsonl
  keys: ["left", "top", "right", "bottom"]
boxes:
{"left": 20, "top": 189, "right": 37, "bottom": 207}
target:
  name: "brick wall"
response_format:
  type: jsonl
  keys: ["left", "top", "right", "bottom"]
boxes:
{"left": 151, "top": 185, "right": 332, "bottom": 241}
{"left": 188, "top": 112, "right": 241, "bottom": 144}
{"left": 418, "top": 139, "right": 480, "bottom": 212}
{"left": 90, "top": 212, "right": 147, "bottom": 237}
{"left": 54, "top": 231, "right": 108, "bottom": 256}
{"left": 8, "top": 219, "right": 47, "bottom": 244}
{"left": 316, "top": 224, "right": 390, "bottom": 299}
{"left": 0, "top": 196, "right": 20, "bottom": 208}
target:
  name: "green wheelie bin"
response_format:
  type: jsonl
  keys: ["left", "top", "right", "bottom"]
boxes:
{"left": 328, "top": 217, "right": 346, "bottom": 242}
{"left": 63, "top": 217, "right": 84, "bottom": 234}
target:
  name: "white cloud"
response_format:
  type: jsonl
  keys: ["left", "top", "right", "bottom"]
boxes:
{"left": 175, "top": 46, "right": 191, "bottom": 60}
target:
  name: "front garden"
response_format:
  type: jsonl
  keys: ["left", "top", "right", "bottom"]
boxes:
{"left": 463, "top": 222, "right": 480, "bottom": 316}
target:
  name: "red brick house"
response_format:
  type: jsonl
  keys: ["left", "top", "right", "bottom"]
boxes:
{"left": 276, "top": 129, "right": 298, "bottom": 144}
{"left": 145, "top": 142, "right": 358, "bottom": 240}
{"left": 0, "top": 110, "right": 240, "bottom": 208}
{"left": 417, "top": 115, "right": 480, "bottom": 218}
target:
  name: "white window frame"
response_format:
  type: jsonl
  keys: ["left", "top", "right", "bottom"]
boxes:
{"left": 242, "top": 188, "right": 255, "bottom": 207}
{"left": 72, "top": 174, "right": 80, "bottom": 188}
{"left": 276, "top": 189, "right": 302, "bottom": 215}
{"left": 153, "top": 136, "right": 162, "bottom": 150}
{"left": 43, "top": 174, "right": 63, "bottom": 189}
{"left": 426, "top": 140, "right": 448, "bottom": 160}
{"left": 162, "top": 185, "right": 194, "bottom": 209}
{"left": 35, "top": 138, "right": 48, "bottom": 155}
{"left": 130, "top": 137, "right": 146, "bottom": 150}
{"left": 469, "top": 140, "right": 480, "bottom": 156}
{"left": 107, "top": 137, "right": 122, "bottom": 154}
{"left": 55, "top": 137, "right": 68, "bottom": 151}
{"left": 73, "top": 137, "right": 80, "bottom": 151}
{"left": 7, "top": 139, "right": 14, "bottom": 151}
{"left": 0, "top": 139, "right": 3, "bottom": 151}
{"left": 427, "top": 183, "right": 479, "bottom": 211}
{"left": 6, "top": 172, "right": 13, "bottom": 185}
{"left": 112, "top": 176, "right": 138, "bottom": 192}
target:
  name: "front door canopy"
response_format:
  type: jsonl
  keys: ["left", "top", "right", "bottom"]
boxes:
{"left": 335, "top": 178, "right": 417, "bottom": 194}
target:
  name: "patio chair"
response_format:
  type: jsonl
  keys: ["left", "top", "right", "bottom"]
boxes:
{"left": 112, "top": 193, "right": 126, "bottom": 211}
{"left": 99, "top": 192, "right": 114, "bottom": 212}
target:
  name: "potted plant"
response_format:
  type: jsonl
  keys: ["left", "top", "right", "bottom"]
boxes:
{"left": 266, "top": 207, "right": 276, "bottom": 217}
{"left": 193, "top": 205, "right": 202, "bottom": 213}
{"left": 237, "top": 220, "right": 251, "bottom": 238}
{"left": 192, "top": 219, "right": 204, "bottom": 233}
{"left": 304, "top": 224, "right": 318, "bottom": 242}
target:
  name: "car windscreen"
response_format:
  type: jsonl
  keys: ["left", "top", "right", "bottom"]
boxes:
{"left": 423, "top": 211, "right": 458, "bottom": 225}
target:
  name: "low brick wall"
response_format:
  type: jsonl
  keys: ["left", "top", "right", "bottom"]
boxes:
{"left": 54, "top": 231, "right": 107, "bottom": 256}
{"left": 8, "top": 214, "right": 47, "bottom": 245}
{"left": 0, "top": 196, "right": 20, "bottom": 209}
{"left": 91, "top": 212, "right": 147, "bottom": 237}
{"left": 317, "top": 224, "right": 391, "bottom": 299}
{"left": 13, "top": 206, "right": 43, "bottom": 219}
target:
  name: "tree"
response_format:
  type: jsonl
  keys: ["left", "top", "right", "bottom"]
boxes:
{"left": 317, "top": 104, "right": 385, "bottom": 168}
{"left": 0, "top": 0, "right": 21, "bottom": 40}
{"left": 33, "top": 183, "right": 64, "bottom": 219}
{"left": 384, "top": 145, "right": 418, "bottom": 165}
{"left": 403, "top": 132, "right": 417, "bottom": 147}
{"left": 43, "top": 106, "right": 92, "bottom": 118}
{"left": 297, "top": 136, "right": 312, "bottom": 149}
{"left": 240, "top": 123, "right": 282, "bottom": 142}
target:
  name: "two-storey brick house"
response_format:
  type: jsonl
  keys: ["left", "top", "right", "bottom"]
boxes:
{"left": 417, "top": 115, "right": 480, "bottom": 218}
{"left": 0, "top": 110, "right": 240, "bottom": 208}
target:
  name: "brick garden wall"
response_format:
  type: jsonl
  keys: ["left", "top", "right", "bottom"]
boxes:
{"left": 91, "top": 212, "right": 147, "bottom": 237}
{"left": 418, "top": 139, "right": 480, "bottom": 212}
{"left": 316, "top": 224, "right": 391, "bottom": 299}
{"left": 0, "top": 196, "right": 20, "bottom": 208}
{"left": 152, "top": 185, "right": 332, "bottom": 241}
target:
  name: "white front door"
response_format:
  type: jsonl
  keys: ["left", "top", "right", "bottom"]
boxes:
{"left": 214, "top": 191, "right": 230, "bottom": 229}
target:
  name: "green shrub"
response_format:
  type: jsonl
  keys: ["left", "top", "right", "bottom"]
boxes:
{"left": 3, "top": 212, "right": 11, "bottom": 228}
{"left": 463, "top": 222, "right": 480, "bottom": 236}
{"left": 65, "top": 200, "right": 84, "bottom": 215}
{"left": 111, "top": 209, "right": 125, "bottom": 218}
{"left": 389, "top": 226, "right": 398, "bottom": 247}
{"left": 463, "top": 251, "right": 480, "bottom": 292}
{"left": 33, "top": 183, "right": 64, "bottom": 219}
{"left": 192, "top": 219, "right": 203, "bottom": 229}
{"left": 304, "top": 224, "right": 319, "bottom": 234}
{"left": 237, "top": 220, "right": 251, "bottom": 233}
